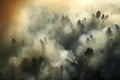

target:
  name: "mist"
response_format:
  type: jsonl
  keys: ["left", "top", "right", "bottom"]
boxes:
{"left": 0, "top": 0, "right": 120, "bottom": 80}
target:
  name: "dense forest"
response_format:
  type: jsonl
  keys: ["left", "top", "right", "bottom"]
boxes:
{"left": 0, "top": 3, "right": 120, "bottom": 80}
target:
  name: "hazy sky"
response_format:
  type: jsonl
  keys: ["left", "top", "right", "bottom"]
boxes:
{"left": 0, "top": 0, "right": 120, "bottom": 43}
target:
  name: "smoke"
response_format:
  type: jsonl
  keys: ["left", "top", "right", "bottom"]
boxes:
{"left": 0, "top": 0, "right": 29, "bottom": 46}
{"left": 0, "top": 0, "right": 120, "bottom": 80}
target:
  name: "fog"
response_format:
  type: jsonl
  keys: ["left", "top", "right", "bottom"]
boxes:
{"left": 0, "top": 0, "right": 120, "bottom": 80}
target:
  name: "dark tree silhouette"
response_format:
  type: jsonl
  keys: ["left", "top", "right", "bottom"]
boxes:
{"left": 106, "top": 27, "right": 113, "bottom": 40}
{"left": 105, "top": 15, "right": 109, "bottom": 19}
{"left": 115, "top": 24, "right": 119, "bottom": 30}
{"left": 90, "top": 34, "right": 93, "bottom": 38}
{"left": 21, "top": 58, "right": 30, "bottom": 73}
{"left": 40, "top": 38, "right": 46, "bottom": 56}
{"left": 84, "top": 48, "right": 94, "bottom": 58}
{"left": 61, "top": 15, "right": 71, "bottom": 26}
{"left": 101, "top": 14, "right": 105, "bottom": 19}
{"left": 77, "top": 19, "right": 85, "bottom": 34}
{"left": 96, "top": 11, "right": 101, "bottom": 19}
{"left": 12, "top": 38, "right": 16, "bottom": 45}
{"left": 31, "top": 57, "right": 40, "bottom": 76}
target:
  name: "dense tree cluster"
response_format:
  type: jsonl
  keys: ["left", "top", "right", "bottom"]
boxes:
{"left": 0, "top": 10, "right": 120, "bottom": 80}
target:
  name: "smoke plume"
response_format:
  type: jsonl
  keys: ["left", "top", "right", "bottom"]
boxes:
{"left": 0, "top": 0, "right": 120, "bottom": 80}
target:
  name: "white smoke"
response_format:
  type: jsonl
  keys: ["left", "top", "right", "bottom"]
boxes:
{"left": 1, "top": 0, "right": 120, "bottom": 80}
